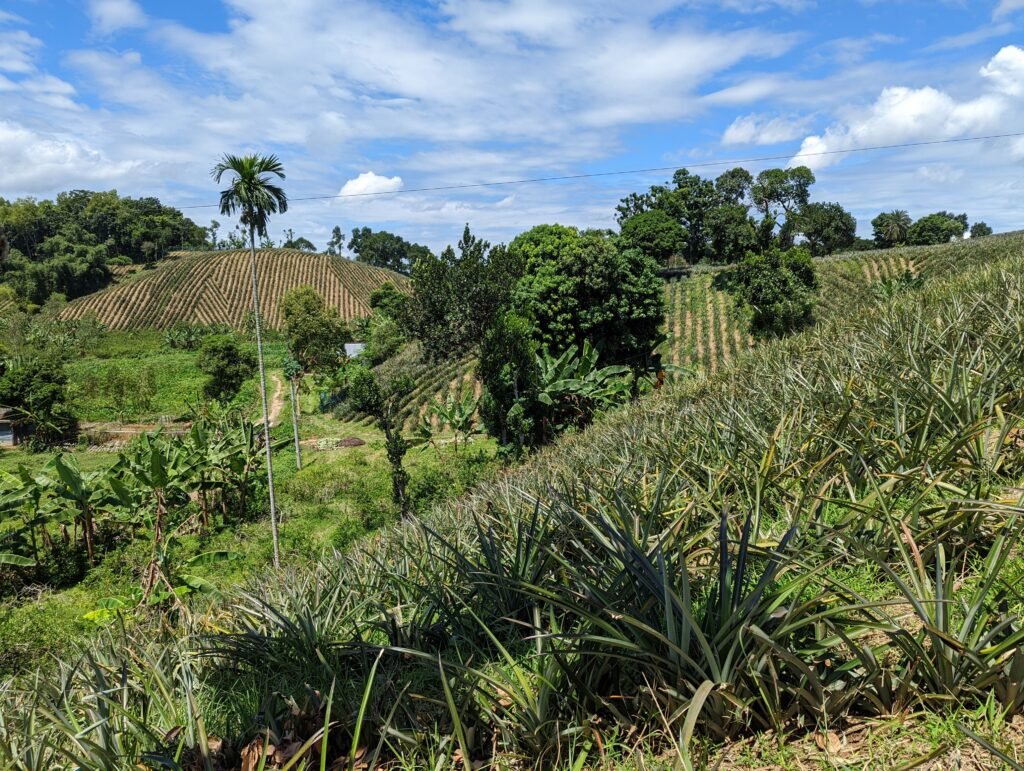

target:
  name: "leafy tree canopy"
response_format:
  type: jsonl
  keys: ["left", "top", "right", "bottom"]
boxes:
{"left": 281, "top": 229, "right": 316, "bottom": 252}
{"left": 197, "top": 335, "right": 256, "bottom": 404}
{"left": 0, "top": 354, "right": 78, "bottom": 450}
{"left": 971, "top": 221, "right": 993, "bottom": 238}
{"left": 348, "top": 227, "right": 431, "bottom": 275}
{"left": 280, "top": 286, "right": 350, "bottom": 373}
{"left": 792, "top": 202, "right": 857, "bottom": 257}
{"left": 511, "top": 225, "right": 664, "bottom": 369}
{"left": 728, "top": 246, "right": 818, "bottom": 338}
{"left": 615, "top": 166, "right": 805, "bottom": 264}
{"left": 618, "top": 209, "right": 687, "bottom": 265}
{"left": 0, "top": 190, "right": 208, "bottom": 305}
{"left": 410, "top": 225, "right": 523, "bottom": 360}
{"left": 908, "top": 212, "right": 968, "bottom": 246}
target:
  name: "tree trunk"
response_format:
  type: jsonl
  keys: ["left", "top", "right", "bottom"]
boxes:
{"left": 290, "top": 377, "right": 302, "bottom": 470}
{"left": 249, "top": 226, "right": 281, "bottom": 569}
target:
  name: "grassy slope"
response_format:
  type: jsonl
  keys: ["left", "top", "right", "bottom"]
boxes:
{"left": 0, "top": 370, "right": 497, "bottom": 676}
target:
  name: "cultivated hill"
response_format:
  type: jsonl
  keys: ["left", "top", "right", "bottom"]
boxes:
{"left": 60, "top": 249, "right": 409, "bottom": 330}
{"left": 338, "top": 233, "right": 1020, "bottom": 429}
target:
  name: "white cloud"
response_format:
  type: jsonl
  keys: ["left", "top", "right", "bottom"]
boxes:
{"left": 980, "top": 45, "right": 1024, "bottom": 95}
{"left": 0, "top": 28, "right": 42, "bottom": 74}
{"left": 339, "top": 171, "right": 404, "bottom": 197}
{"left": 722, "top": 113, "right": 813, "bottom": 145}
{"left": 0, "top": 120, "right": 140, "bottom": 192}
{"left": 87, "top": 0, "right": 146, "bottom": 35}
{"left": 927, "top": 22, "right": 1014, "bottom": 52}
{"left": 791, "top": 46, "right": 1024, "bottom": 169}
{"left": 994, "top": 0, "right": 1024, "bottom": 18}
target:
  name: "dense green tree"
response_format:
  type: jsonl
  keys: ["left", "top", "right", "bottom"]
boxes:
{"left": 714, "top": 167, "right": 754, "bottom": 205}
{"left": 348, "top": 227, "right": 431, "bottom": 275}
{"left": 614, "top": 166, "right": 811, "bottom": 264}
{"left": 325, "top": 226, "right": 346, "bottom": 256}
{"left": 282, "top": 229, "right": 316, "bottom": 251}
{"left": 280, "top": 286, "right": 350, "bottom": 373}
{"left": 971, "top": 221, "right": 993, "bottom": 238}
{"left": 0, "top": 354, "right": 78, "bottom": 450}
{"left": 2, "top": 239, "right": 111, "bottom": 306}
{"left": 729, "top": 247, "right": 818, "bottom": 338}
{"left": 705, "top": 204, "right": 758, "bottom": 263}
{"left": 212, "top": 152, "right": 288, "bottom": 568}
{"left": 410, "top": 225, "right": 523, "bottom": 360}
{"left": 908, "top": 213, "right": 967, "bottom": 246}
{"left": 793, "top": 202, "right": 857, "bottom": 257}
{"left": 197, "top": 335, "right": 256, "bottom": 404}
{"left": 751, "top": 167, "right": 816, "bottom": 220}
{"left": 0, "top": 190, "right": 206, "bottom": 264}
{"left": 618, "top": 209, "right": 687, "bottom": 265}
{"left": 368, "top": 281, "right": 409, "bottom": 322}
{"left": 871, "top": 210, "right": 912, "bottom": 248}
{"left": 477, "top": 311, "right": 540, "bottom": 454}
{"left": 511, "top": 226, "right": 663, "bottom": 369}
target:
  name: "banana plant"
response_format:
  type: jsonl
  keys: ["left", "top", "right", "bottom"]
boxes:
{"left": 431, "top": 389, "right": 480, "bottom": 455}
{"left": 38, "top": 454, "right": 119, "bottom": 566}
{"left": 121, "top": 431, "right": 201, "bottom": 602}
{"left": 535, "top": 340, "right": 632, "bottom": 440}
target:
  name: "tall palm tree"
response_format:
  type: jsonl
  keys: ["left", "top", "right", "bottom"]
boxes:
{"left": 884, "top": 209, "right": 912, "bottom": 246}
{"left": 211, "top": 153, "right": 287, "bottom": 568}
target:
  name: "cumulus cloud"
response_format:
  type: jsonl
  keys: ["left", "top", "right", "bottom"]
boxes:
{"left": 790, "top": 46, "right": 1023, "bottom": 169}
{"left": 87, "top": 0, "right": 146, "bottom": 35}
{"left": 722, "top": 113, "right": 813, "bottom": 145}
{"left": 0, "top": 120, "right": 140, "bottom": 192}
{"left": 339, "top": 172, "right": 404, "bottom": 197}
{"left": 980, "top": 45, "right": 1024, "bottom": 95}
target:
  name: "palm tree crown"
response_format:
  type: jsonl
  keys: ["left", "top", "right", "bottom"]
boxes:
{"left": 883, "top": 209, "right": 912, "bottom": 245}
{"left": 211, "top": 154, "right": 288, "bottom": 238}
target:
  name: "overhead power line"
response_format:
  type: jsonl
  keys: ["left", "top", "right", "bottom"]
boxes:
{"left": 180, "top": 131, "right": 1024, "bottom": 211}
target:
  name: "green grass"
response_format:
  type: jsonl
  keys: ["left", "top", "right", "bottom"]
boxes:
{"left": 0, "top": 376, "right": 498, "bottom": 677}
{"left": 60, "top": 330, "right": 288, "bottom": 423}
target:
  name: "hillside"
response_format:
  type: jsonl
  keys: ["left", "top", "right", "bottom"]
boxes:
{"left": 5, "top": 231, "right": 1023, "bottom": 768}
{"left": 339, "top": 237, "right": 1001, "bottom": 431}
{"left": 59, "top": 249, "right": 409, "bottom": 330}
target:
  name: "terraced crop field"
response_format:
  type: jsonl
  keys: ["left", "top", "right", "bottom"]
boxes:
{"left": 658, "top": 233, "right": 1024, "bottom": 377}
{"left": 59, "top": 249, "right": 409, "bottom": 330}
{"left": 334, "top": 342, "right": 479, "bottom": 430}
{"left": 660, "top": 272, "right": 752, "bottom": 374}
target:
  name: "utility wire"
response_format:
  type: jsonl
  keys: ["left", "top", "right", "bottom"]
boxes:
{"left": 179, "top": 131, "right": 1024, "bottom": 210}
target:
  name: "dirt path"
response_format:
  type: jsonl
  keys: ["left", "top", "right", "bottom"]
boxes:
{"left": 268, "top": 374, "right": 285, "bottom": 427}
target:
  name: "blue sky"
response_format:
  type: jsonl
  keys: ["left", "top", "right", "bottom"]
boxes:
{"left": 1, "top": 0, "right": 1023, "bottom": 251}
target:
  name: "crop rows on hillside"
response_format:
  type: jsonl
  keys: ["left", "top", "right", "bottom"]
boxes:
{"left": 660, "top": 272, "right": 753, "bottom": 375}
{"left": 59, "top": 250, "right": 408, "bottom": 330}
{"left": 334, "top": 343, "right": 478, "bottom": 430}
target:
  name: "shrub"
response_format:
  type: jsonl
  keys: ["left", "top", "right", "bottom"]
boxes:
{"left": 728, "top": 246, "right": 818, "bottom": 337}
{"left": 197, "top": 334, "right": 256, "bottom": 404}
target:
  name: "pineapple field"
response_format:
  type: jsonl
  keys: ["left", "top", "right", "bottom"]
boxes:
{"left": 337, "top": 234, "right": 1023, "bottom": 431}
{"left": 58, "top": 249, "right": 409, "bottom": 330}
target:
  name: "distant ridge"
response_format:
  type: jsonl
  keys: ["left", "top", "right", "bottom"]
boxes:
{"left": 60, "top": 249, "right": 409, "bottom": 330}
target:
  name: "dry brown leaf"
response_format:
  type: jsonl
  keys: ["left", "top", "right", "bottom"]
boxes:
{"left": 240, "top": 740, "right": 274, "bottom": 771}
{"left": 814, "top": 731, "right": 842, "bottom": 754}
